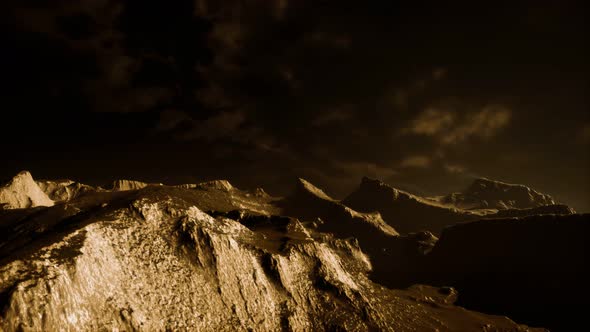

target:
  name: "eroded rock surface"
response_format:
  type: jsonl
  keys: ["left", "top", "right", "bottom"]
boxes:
{"left": 37, "top": 179, "right": 97, "bottom": 202}
{"left": 0, "top": 171, "right": 54, "bottom": 209}
{"left": 342, "top": 177, "right": 574, "bottom": 235}
{"left": 0, "top": 181, "right": 542, "bottom": 331}
{"left": 342, "top": 177, "right": 475, "bottom": 234}
{"left": 442, "top": 178, "right": 556, "bottom": 210}
{"left": 111, "top": 179, "right": 155, "bottom": 191}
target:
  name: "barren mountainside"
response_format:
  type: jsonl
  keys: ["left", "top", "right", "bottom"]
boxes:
{"left": 0, "top": 171, "right": 54, "bottom": 209}
{"left": 343, "top": 176, "right": 574, "bottom": 235}
{"left": 0, "top": 171, "right": 585, "bottom": 331}
{"left": 442, "top": 178, "right": 556, "bottom": 210}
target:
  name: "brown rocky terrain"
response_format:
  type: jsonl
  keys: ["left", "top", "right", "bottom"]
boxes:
{"left": 0, "top": 171, "right": 585, "bottom": 331}
{"left": 442, "top": 178, "right": 557, "bottom": 210}
{"left": 343, "top": 176, "right": 574, "bottom": 235}
{"left": 0, "top": 171, "right": 54, "bottom": 210}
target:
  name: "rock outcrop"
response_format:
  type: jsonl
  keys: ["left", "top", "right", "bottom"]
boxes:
{"left": 0, "top": 185, "right": 539, "bottom": 331}
{"left": 442, "top": 178, "right": 556, "bottom": 210}
{"left": 342, "top": 177, "right": 475, "bottom": 234}
{"left": 176, "top": 180, "right": 234, "bottom": 192}
{"left": 279, "top": 178, "right": 399, "bottom": 237}
{"left": 111, "top": 179, "right": 155, "bottom": 191}
{"left": 37, "top": 179, "right": 97, "bottom": 202}
{"left": 0, "top": 171, "right": 54, "bottom": 209}
{"left": 484, "top": 204, "right": 575, "bottom": 218}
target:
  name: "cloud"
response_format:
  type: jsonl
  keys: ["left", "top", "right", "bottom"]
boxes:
{"left": 399, "top": 155, "right": 431, "bottom": 168}
{"left": 333, "top": 161, "right": 397, "bottom": 180}
{"left": 403, "top": 108, "right": 456, "bottom": 136}
{"left": 441, "top": 105, "right": 511, "bottom": 144}
{"left": 444, "top": 163, "right": 466, "bottom": 174}
{"left": 181, "top": 110, "right": 246, "bottom": 141}
{"left": 311, "top": 107, "right": 354, "bottom": 127}
{"left": 402, "top": 104, "right": 512, "bottom": 145}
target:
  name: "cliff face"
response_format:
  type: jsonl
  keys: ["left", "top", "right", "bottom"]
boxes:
{"left": 0, "top": 180, "right": 541, "bottom": 331}
{"left": 0, "top": 171, "right": 54, "bottom": 209}
{"left": 443, "top": 178, "right": 556, "bottom": 210}
{"left": 111, "top": 179, "right": 154, "bottom": 191}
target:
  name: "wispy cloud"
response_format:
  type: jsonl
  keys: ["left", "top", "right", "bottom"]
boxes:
{"left": 401, "top": 104, "right": 511, "bottom": 145}
{"left": 399, "top": 155, "right": 431, "bottom": 168}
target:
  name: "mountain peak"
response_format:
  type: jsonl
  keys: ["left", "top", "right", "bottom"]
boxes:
{"left": 295, "top": 177, "right": 334, "bottom": 201}
{"left": 447, "top": 177, "right": 556, "bottom": 210}
{"left": 0, "top": 171, "right": 54, "bottom": 209}
{"left": 197, "top": 179, "right": 234, "bottom": 192}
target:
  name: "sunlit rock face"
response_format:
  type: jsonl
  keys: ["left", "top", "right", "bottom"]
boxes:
{"left": 111, "top": 179, "right": 154, "bottom": 191}
{"left": 0, "top": 171, "right": 54, "bottom": 209}
{"left": 0, "top": 181, "right": 541, "bottom": 331}
{"left": 443, "top": 178, "right": 556, "bottom": 210}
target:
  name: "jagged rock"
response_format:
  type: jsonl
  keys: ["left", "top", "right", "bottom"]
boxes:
{"left": 280, "top": 178, "right": 399, "bottom": 237}
{"left": 420, "top": 214, "right": 590, "bottom": 332}
{"left": 175, "top": 180, "right": 235, "bottom": 192}
{"left": 197, "top": 180, "right": 234, "bottom": 192}
{"left": 37, "top": 179, "right": 97, "bottom": 202}
{"left": 278, "top": 178, "right": 409, "bottom": 288}
{"left": 442, "top": 178, "right": 556, "bottom": 210}
{"left": 111, "top": 179, "right": 158, "bottom": 191}
{"left": 486, "top": 204, "right": 575, "bottom": 218}
{"left": 342, "top": 177, "right": 475, "bottom": 235}
{"left": 0, "top": 186, "right": 539, "bottom": 331}
{"left": 0, "top": 171, "right": 54, "bottom": 209}
{"left": 252, "top": 187, "right": 270, "bottom": 198}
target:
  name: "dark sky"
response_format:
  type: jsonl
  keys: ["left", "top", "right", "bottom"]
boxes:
{"left": 2, "top": 0, "right": 589, "bottom": 211}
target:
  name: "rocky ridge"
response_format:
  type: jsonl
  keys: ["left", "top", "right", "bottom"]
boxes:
{"left": 0, "top": 175, "right": 539, "bottom": 331}
{"left": 343, "top": 176, "right": 574, "bottom": 235}
{"left": 36, "top": 179, "right": 97, "bottom": 202}
{"left": 442, "top": 178, "right": 556, "bottom": 210}
{"left": 0, "top": 171, "right": 54, "bottom": 209}
{"left": 0, "top": 171, "right": 585, "bottom": 331}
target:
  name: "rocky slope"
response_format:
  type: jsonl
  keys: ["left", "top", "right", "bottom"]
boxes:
{"left": 0, "top": 171, "right": 54, "bottom": 209}
{"left": 442, "top": 178, "right": 556, "bottom": 210}
{"left": 36, "top": 179, "right": 97, "bottom": 202}
{"left": 0, "top": 175, "right": 544, "bottom": 331}
{"left": 111, "top": 179, "right": 156, "bottom": 191}
{"left": 342, "top": 177, "right": 476, "bottom": 234}
{"left": 343, "top": 177, "right": 574, "bottom": 235}
{"left": 420, "top": 214, "right": 589, "bottom": 332}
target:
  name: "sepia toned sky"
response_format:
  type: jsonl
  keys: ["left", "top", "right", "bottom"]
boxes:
{"left": 2, "top": 1, "right": 588, "bottom": 211}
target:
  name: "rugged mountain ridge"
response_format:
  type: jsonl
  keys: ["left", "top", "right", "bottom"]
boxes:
{"left": 343, "top": 176, "right": 574, "bottom": 235}
{"left": 0, "top": 176, "right": 540, "bottom": 331}
{"left": 0, "top": 171, "right": 585, "bottom": 331}
{"left": 36, "top": 179, "right": 97, "bottom": 202}
{"left": 0, "top": 171, "right": 54, "bottom": 209}
{"left": 442, "top": 178, "right": 556, "bottom": 210}
{"left": 342, "top": 177, "right": 475, "bottom": 234}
